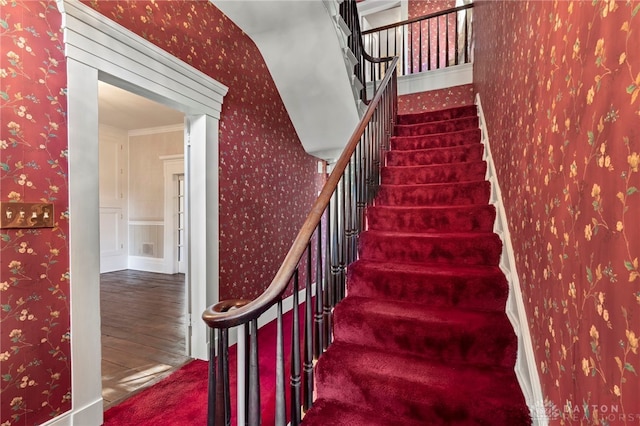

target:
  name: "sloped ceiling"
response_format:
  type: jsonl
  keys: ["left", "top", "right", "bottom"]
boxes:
{"left": 212, "top": 0, "right": 360, "bottom": 161}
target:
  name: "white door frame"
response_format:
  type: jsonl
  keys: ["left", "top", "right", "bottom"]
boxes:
{"left": 162, "top": 155, "right": 185, "bottom": 275}
{"left": 57, "top": 1, "right": 228, "bottom": 424}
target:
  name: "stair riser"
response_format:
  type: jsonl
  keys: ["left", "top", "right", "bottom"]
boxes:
{"left": 387, "top": 143, "right": 484, "bottom": 167}
{"left": 367, "top": 205, "right": 496, "bottom": 233}
{"left": 396, "top": 105, "right": 478, "bottom": 125}
{"left": 391, "top": 128, "right": 481, "bottom": 151}
{"left": 332, "top": 307, "right": 517, "bottom": 368}
{"left": 395, "top": 116, "right": 479, "bottom": 137}
{"left": 381, "top": 161, "right": 487, "bottom": 185}
{"left": 359, "top": 233, "right": 502, "bottom": 266}
{"left": 375, "top": 181, "right": 491, "bottom": 207}
{"left": 347, "top": 264, "right": 509, "bottom": 311}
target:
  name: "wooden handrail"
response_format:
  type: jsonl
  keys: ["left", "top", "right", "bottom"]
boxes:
{"left": 202, "top": 56, "right": 400, "bottom": 330}
{"left": 362, "top": 3, "right": 474, "bottom": 35}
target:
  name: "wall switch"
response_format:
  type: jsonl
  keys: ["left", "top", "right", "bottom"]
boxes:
{"left": 0, "top": 202, "right": 54, "bottom": 229}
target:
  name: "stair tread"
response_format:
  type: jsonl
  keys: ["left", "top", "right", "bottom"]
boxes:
{"left": 368, "top": 204, "right": 495, "bottom": 213}
{"left": 303, "top": 398, "right": 426, "bottom": 426}
{"left": 395, "top": 115, "right": 478, "bottom": 130}
{"left": 379, "top": 179, "right": 488, "bottom": 188}
{"left": 348, "top": 258, "right": 504, "bottom": 277}
{"left": 317, "top": 341, "right": 526, "bottom": 409}
{"left": 383, "top": 159, "right": 486, "bottom": 170}
{"left": 389, "top": 140, "right": 481, "bottom": 150}
{"left": 391, "top": 127, "right": 480, "bottom": 143}
{"left": 361, "top": 229, "right": 499, "bottom": 239}
{"left": 396, "top": 105, "right": 478, "bottom": 125}
{"left": 346, "top": 259, "right": 509, "bottom": 312}
{"left": 332, "top": 296, "right": 517, "bottom": 368}
{"left": 335, "top": 295, "right": 510, "bottom": 325}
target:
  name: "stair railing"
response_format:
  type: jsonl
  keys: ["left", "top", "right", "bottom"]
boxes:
{"left": 362, "top": 4, "right": 474, "bottom": 81}
{"left": 339, "top": 0, "right": 395, "bottom": 103}
{"left": 202, "top": 57, "right": 399, "bottom": 426}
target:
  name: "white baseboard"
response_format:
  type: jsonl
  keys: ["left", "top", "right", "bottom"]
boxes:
{"left": 475, "top": 93, "right": 546, "bottom": 425}
{"left": 128, "top": 256, "right": 165, "bottom": 273}
{"left": 40, "top": 398, "right": 103, "bottom": 426}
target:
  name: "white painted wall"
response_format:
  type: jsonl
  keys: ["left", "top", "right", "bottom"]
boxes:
{"left": 213, "top": 0, "right": 360, "bottom": 161}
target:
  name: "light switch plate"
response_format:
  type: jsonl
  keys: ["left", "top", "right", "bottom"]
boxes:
{"left": 0, "top": 202, "right": 54, "bottom": 229}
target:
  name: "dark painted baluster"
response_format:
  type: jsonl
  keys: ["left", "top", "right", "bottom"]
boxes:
{"left": 455, "top": 11, "right": 459, "bottom": 66}
{"left": 248, "top": 320, "right": 260, "bottom": 426}
{"left": 436, "top": 16, "right": 441, "bottom": 69}
{"left": 290, "top": 270, "right": 301, "bottom": 425}
{"left": 349, "top": 153, "right": 358, "bottom": 262}
{"left": 243, "top": 323, "right": 250, "bottom": 425}
{"left": 368, "top": 124, "right": 374, "bottom": 201}
{"left": 362, "top": 126, "right": 369, "bottom": 205}
{"left": 464, "top": 10, "right": 469, "bottom": 64}
{"left": 377, "top": 107, "right": 383, "bottom": 186}
{"left": 356, "top": 138, "right": 365, "bottom": 235}
{"left": 343, "top": 159, "right": 352, "bottom": 270}
{"left": 393, "top": 26, "right": 397, "bottom": 61}
{"left": 336, "top": 176, "right": 346, "bottom": 302}
{"left": 401, "top": 25, "right": 406, "bottom": 76}
{"left": 323, "top": 204, "right": 332, "bottom": 350}
{"left": 329, "top": 188, "right": 340, "bottom": 308}
{"left": 370, "top": 123, "right": 376, "bottom": 202}
{"left": 409, "top": 22, "right": 413, "bottom": 74}
{"left": 446, "top": 13, "right": 450, "bottom": 67}
{"left": 219, "top": 329, "right": 232, "bottom": 426}
{"left": 275, "top": 301, "right": 285, "bottom": 426}
{"left": 314, "top": 223, "right": 324, "bottom": 359}
{"left": 427, "top": 19, "right": 431, "bottom": 71}
{"left": 303, "top": 244, "right": 313, "bottom": 411}
{"left": 207, "top": 329, "right": 219, "bottom": 426}
{"left": 418, "top": 21, "right": 423, "bottom": 73}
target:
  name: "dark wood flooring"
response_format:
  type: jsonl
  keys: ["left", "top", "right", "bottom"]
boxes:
{"left": 100, "top": 270, "right": 192, "bottom": 409}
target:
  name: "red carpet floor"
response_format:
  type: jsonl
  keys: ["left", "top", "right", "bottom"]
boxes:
{"left": 302, "top": 105, "right": 531, "bottom": 425}
{"left": 103, "top": 305, "right": 299, "bottom": 426}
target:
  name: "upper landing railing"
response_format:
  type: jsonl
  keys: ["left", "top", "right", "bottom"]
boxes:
{"left": 362, "top": 4, "right": 474, "bottom": 80}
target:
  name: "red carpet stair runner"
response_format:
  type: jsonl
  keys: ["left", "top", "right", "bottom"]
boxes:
{"left": 303, "top": 105, "right": 531, "bottom": 425}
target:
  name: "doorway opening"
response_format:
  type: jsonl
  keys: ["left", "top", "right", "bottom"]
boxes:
{"left": 63, "top": 2, "right": 227, "bottom": 421}
{"left": 97, "top": 82, "right": 191, "bottom": 408}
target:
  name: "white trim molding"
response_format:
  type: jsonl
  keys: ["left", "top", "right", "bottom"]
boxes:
{"left": 58, "top": 0, "right": 227, "bottom": 118}
{"left": 162, "top": 155, "right": 185, "bottom": 274}
{"left": 475, "top": 93, "right": 546, "bottom": 425}
{"left": 397, "top": 63, "right": 472, "bottom": 95}
{"left": 366, "top": 63, "right": 473, "bottom": 98}
{"left": 57, "top": 1, "right": 227, "bottom": 424}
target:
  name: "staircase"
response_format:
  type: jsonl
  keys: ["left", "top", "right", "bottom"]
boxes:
{"left": 303, "top": 105, "right": 531, "bottom": 425}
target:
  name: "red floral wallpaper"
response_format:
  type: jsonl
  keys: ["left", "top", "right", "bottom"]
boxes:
{"left": 2, "top": 0, "right": 324, "bottom": 424}
{"left": 409, "top": 0, "right": 455, "bottom": 18}
{"left": 84, "top": 0, "right": 325, "bottom": 301}
{"left": 0, "top": 1, "right": 72, "bottom": 424}
{"left": 398, "top": 83, "right": 474, "bottom": 114}
{"left": 474, "top": 1, "right": 640, "bottom": 423}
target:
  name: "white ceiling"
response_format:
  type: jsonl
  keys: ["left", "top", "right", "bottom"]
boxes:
{"left": 98, "top": 82, "right": 184, "bottom": 131}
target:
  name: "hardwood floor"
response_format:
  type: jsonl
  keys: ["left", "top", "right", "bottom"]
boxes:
{"left": 100, "top": 270, "right": 192, "bottom": 409}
